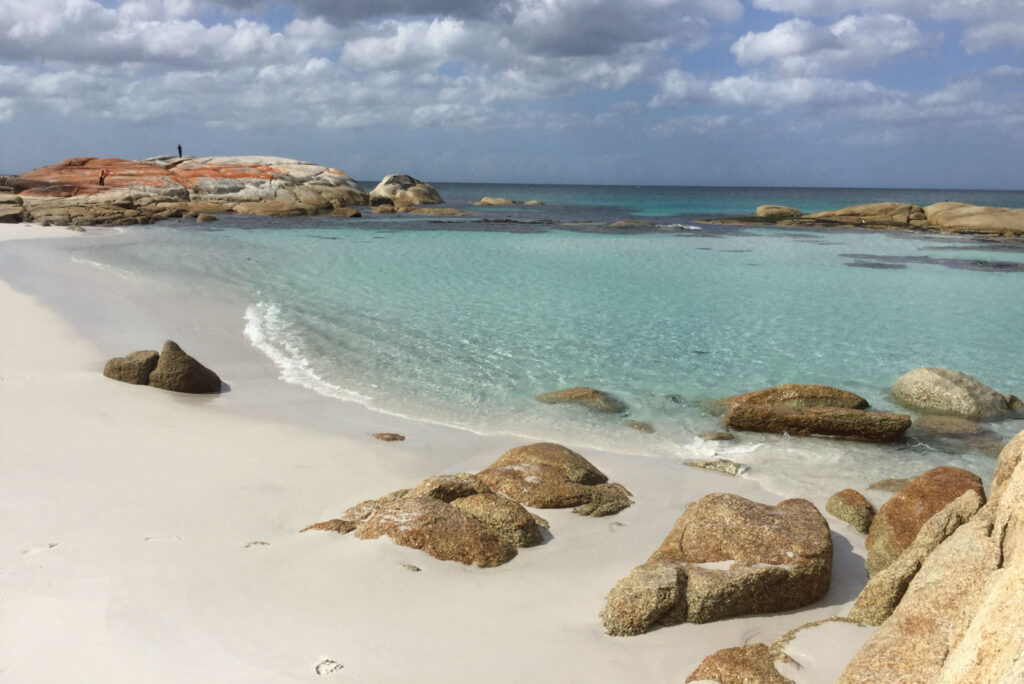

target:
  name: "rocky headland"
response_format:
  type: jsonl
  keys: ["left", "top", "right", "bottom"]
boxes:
{"left": 711, "top": 201, "right": 1024, "bottom": 237}
{"left": 0, "top": 156, "right": 444, "bottom": 227}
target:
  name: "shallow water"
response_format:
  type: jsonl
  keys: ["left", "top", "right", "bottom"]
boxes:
{"left": 19, "top": 183, "right": 1024, "bottom": 502}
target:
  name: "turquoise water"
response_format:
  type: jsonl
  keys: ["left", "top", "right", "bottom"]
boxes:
{"left": 45, "top": 184, "right": 1024, "bottom": 500}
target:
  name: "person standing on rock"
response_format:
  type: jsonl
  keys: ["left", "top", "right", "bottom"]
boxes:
{"left": 98, "top": 168, "right": 110, "bottom": 186}
{"left": 177, "top": 144, "right": 182, "bottom": 158}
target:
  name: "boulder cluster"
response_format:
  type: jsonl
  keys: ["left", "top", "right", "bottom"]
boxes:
{"left": 3, "top": 157, "right": 444, "bottom": 227}
{"left": 302, "top": 443, "right": 632, "bottom": 567}
{"left": 104, "top": 340, "right": 222, "bottom": 393}
{"left": 721, "top": 201, "right": 1024, "bottom": 236}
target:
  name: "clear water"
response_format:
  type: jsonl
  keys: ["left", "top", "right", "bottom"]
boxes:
{"left": 55, "top": 184, "right": 1024, "bottom": 502}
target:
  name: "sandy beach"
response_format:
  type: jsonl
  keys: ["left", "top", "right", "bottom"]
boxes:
{"left": 0, "top": 223, "right": 874, "bottom": 682}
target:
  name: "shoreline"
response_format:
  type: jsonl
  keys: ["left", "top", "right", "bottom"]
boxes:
{"left": 0, "top": 222, "right": 873, "bottom": 682}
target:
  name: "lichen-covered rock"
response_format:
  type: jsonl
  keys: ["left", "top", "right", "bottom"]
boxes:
{"left": 477, "top": 443, "right": 632, "bottom": 516}
{"left": 369, "top": 174, "right": 442, "bottom": 206}
{"left": 601, "top": 494, "right": 832, "bottom": 634}
{"left": 536, "top": 386, "right": 628, "bottom": 413}
{"left": 301, "top": 473, "right": 547, "bottom": 567}
{"left": 15, "top": 156, "right": 370, "bottom": 226}
{"left": 826, "top": 489, "right": 875, "bottom": 533}
{"left": 103, "top": 349, "right": 159, "bottom": 385}
{"left": 849, "top": 489, "right": 983, "bottom": 625}
{"left": 724, "top": 404, "right": 910, "bottom": 443}
{"left": 684, "top": 459, "right": 745, "bottom": 476}
{"left": 891, "top": 367, "right": 1012, "bottom": 421}
{"left": 354, "top": 497, "right": 517, "bottom": 568}
{"left": 865, "top": 466, "right": 984, "bottom": 577}
{"left": 147, "top": 340, "right": 222, "bottom": 393}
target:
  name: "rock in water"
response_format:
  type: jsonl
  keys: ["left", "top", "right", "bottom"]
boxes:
{"left": 724, "top": 404, "right": 911, "bottom": 443}
{"left": 147, "top": 340, "right": 222, "bottom": 394}
{"left": 601, "top": 493, "right": 832, "bottom": 634}
{"left": 721, "top": 383, "right": 869, "bottom": 410}
{"left": 536, "top": 386, "right": 628, "bottom": 413}
{"left": 864, "top": 466, "right": 984, "bottom": 577}
{"left": 755, "top": 205, "right": 802, "bottom": 220}
{"left": 369, "top": 174, "right": 442, "bottom": 206}
{"left": 890, "top": 367, "right": 1012, "bottom": 421}
{"left": 103, "top": 349, "right": 159, "bottom": 385}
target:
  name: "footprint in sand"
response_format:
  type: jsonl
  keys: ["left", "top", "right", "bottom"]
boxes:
{"left": 315, "top": 658, "right": 343, "bottom": 675}
{"left": 143, "top": 536, "right": 183, "bottom": 542}
{"left": 22, "top": 542, "right": 59, "bottom": 555}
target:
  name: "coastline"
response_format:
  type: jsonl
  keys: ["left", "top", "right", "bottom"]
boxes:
{"left": 0, "top": 223, "right": 873, "bottom": 682}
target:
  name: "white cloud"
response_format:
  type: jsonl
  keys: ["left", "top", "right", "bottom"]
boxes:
{"left": 964, "top": 21, "right": 1024, "bottom": 52}
{"left": 732, "top": 14, "right": 927, "bottom": 75}
{"left": 652, "top": 70, "right": 892, "bottom": 110}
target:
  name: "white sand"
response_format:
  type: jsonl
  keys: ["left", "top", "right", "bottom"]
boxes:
{"left": 0, "top": 223, "right": 872, "bottom": 682}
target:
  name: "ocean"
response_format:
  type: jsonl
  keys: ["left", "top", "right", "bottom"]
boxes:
{"left": 12, "top": 183, "right": 1024, "bottom": 503}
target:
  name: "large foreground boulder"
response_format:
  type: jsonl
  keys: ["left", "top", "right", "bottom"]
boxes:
{"left": 147, "top": 340, "right": 223, "bottom": 393}
{"left": 890, "top": 367, "right": 1014, "bottom": 421}
{"left": 600, "top": 493, "right": 832, "bottom": 634}
{"left": 369, "top": 174, "right": 442, "bottom": 206}
{"left": 477, "top": 443, "right": 633, "bottom": 517}
{"left": 301, "top": 472, "right": 547, "bottom": 567}
{"left": 864, "top": 466, "right": 984, "bottom": 577}
{"left": 103, "top": 349, "right": 159, "bottom": 385}
{"left": 849, "top": 489, "right": 983, "bottom": 625}
{"left": 536, "top": 386, "right": 628, "bottom": 414}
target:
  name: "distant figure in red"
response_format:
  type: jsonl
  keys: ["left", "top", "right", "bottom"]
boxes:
{"left": 177, "top": 144, "right": 182, "bottom": 158}
{"left": 98, "top": 168, "right": 111, "bottom": 186}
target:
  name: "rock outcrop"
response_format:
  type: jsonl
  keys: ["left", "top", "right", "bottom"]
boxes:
{"left": 536, "top": 386, "right": 628, "bottom": 414}
{"left": 600, "top": 493, "right": 831, "bottom": 635}
{"left": 147, "top": 340, "right": 223, "bottom": 394}
{"left": 891, "top": 367, "right": 1015, "bottom": 421}
{"left": 369, "top": 174, "right": 442, "bottom": 206}
{"left": 11, "top": 156, "right": 370, "bottom": 226}
{"left": 0, "top": 192, "right": 25, "bottom": 223}
{"left": 711, "top": 201, "right": 1024, "bottom": 236}
{"left": 477, "top": 443, "right": 633, "bottom": 517}
{"left": 848, "top": 489, "right": 983, "bottom": 625}
{"left": 924, "top": 201, "right": 1024, "bottom": 236}
{"left": 302, "top": 472, "right": 547, "bottom": 568}
{"left": 864, "top": 466, "right": 985, "bottom": 577}
{"left": 470, "top": 197, "right": 545, "bottom": 206}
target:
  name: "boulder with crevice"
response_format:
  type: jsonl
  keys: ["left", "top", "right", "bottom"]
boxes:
{"left": 600, "top": 493, "right": 832, "bottom": 634}
{"left": 369, "top": 174, "right": 442, "bottom": 206}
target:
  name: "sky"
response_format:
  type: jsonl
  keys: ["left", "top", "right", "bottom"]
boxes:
{"left": 1, "top": 0, "right": 1022, "bottom": 188}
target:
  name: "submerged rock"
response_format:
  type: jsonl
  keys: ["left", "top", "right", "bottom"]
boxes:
{"left": 721, "top": 383, "right": 869, "bottom": 411}
{"left": 536, "top": 386, "right": 628, "bottom": 414}
{"left": 601, "top": 493, "right": 832, "bottom": 634}
{"left": 147, "top": 340, "right": 222, "bottom": 394}
{"left": 891, "top": 367, "right": 1013, "bottom": 421}
{"left": 103, "top": 349, "right": 159, "bottom": 385}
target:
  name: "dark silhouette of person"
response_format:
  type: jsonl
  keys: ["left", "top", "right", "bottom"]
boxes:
{"left": 178, "top": 144, "right": 182, "bottom": 158}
